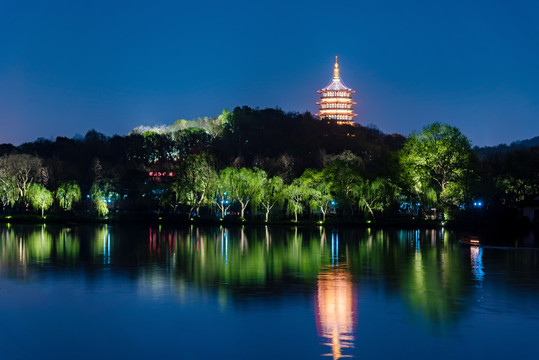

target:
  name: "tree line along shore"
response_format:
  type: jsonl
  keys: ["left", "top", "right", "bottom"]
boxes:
{"left": 1, "top": 106, "right": 537, "bottom": 228}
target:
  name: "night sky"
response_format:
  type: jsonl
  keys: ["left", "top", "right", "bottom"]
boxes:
{"left": 1, "top": 0, "right": 538, "bottom": 146}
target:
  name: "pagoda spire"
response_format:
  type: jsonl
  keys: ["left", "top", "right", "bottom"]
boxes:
{"left": 334, "top": 56, "right": 340, "bottom": 79}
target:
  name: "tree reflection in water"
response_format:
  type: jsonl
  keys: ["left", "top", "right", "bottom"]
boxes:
{"left": 1, "top": 223, "right": 538, "bottom": 356}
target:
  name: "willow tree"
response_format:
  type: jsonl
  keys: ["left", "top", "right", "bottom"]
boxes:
{"left": 27, "top": 183, "right": 53, "bottom": 217}
{"left": 94, "top": 198, "right": 109, "bottom": 217}
{"left": 56, "top": 181, "right": 81, "bottom": 211}
{"left": 172, "top": 154, "right": 216, "bottom": 218}
{"left": 260, "top": 176, "right": 285, "bottom": 222}
{"left": 212, "top": 172, "right": 232, "bottom": 219}
{"left": 357, "top": 178, "right": 394, "bottom": 221}
{"left": 300, "top": 169, "right": 333, "bottom": 221}
{"left": 400, "top": 123, "right": 473, "bottom": 212}
{"left": 218, "top": 167, "right": 266, "bottom": 218}
{"left": 285, "top": 178, "right": 310, "bottom": 222}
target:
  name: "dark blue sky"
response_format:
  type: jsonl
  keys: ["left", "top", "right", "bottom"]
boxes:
{"left": 1, "top": 0, "right": 538, "bottom": 146}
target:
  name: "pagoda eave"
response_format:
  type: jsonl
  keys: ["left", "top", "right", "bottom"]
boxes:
{"left": 317, "top": 89, "right": 356, "bottom": 94}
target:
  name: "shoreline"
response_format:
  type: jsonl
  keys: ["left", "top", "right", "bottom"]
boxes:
{"left": 0, "top": 214, "right": 535, "bottom": 233}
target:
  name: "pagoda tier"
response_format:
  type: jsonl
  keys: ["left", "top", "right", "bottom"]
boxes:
{"left": 315, "top": 56, "right": 357, "bottom": 125}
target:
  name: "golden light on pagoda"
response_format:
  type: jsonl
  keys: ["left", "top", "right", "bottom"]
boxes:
{"left": 315, "top": 267, "right": 356, "bottom": 359}
{"left": 316, "top": 56, "right": 358, "bottom": 126}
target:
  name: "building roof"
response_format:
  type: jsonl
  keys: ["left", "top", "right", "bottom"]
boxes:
{"left": 319, "top": 56, "right": 354, "bottom": 92}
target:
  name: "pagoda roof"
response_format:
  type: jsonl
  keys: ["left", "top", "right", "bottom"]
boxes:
{"left": 318, "top": 56, "right": 354, "bottom": 92}
{"left": 320, "top": 78, "right": 353, "bottom": 91}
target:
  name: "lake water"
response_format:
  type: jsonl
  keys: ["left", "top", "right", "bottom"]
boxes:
{"left": 1, "top": 224, "right": 538, "bottom": 360}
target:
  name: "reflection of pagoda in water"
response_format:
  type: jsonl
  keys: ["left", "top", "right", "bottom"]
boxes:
{"left": 315, "top": 267, "right": 356, "bottom": 359}
{"left": 316, "top": 56, "right": 358, "bottom": 125}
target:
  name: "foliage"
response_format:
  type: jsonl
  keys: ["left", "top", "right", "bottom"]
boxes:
{"left": 94, "top": 198, "right": 109, "bottom": 217}
{"left": 300, "top": 169, "right": 333, "bottom": 221}
{"left": 56, "top": 181, "right": 81, "bottom": 211}
{"left": 213, "top": 171, "right": 232, "bottom": 218}
{"left": 0, "top": 172, "right": 18, "bottom": 210}
{"left": 399, "top": 123, "right": 473, "bottom": 212}
{"left": 260, "top": 176, "right": 285, "bottom": 222}
{"left": 27, "top": 183, "right": 53, "bottom": 216}
{"left": 285, "top": 178, "right": 310, "bottom": 222}
{"left": 89, "top": 180, "right": 118, "bottom": 217}
{"left": 172, "top": 154, "right": 217, "bottom": 217}
{"left": 322, "top": 153, "right": 364, "bottom": 216}
{"left": 0, "top": 154, "right": 43, "bottom": 203}
{"left": 1, "top": 107, "right": 537, "bottom": 222}
{"left": 221, "top": 167, "right": 266, "bottom": 218}
{"left": 357, "top": 178, "right": 394, "bottom": 220}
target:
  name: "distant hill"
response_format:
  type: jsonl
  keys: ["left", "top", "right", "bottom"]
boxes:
{"left": 474, "top": 136, "right": 539, "bottom": 158}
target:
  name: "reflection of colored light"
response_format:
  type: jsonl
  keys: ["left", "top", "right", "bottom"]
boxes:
{"left": 103, "top": 228, "right": 110, "bottom": 265}
{"left": 222, "top": 231, "right": 228, "bottom": 266}
{"left": 331, "top": 232, "right": 339, "bottom": 268}
{"left": 315, "top": 268, "right": 356, "bottom": 360}
{"left": 471, "top": 246, "right": 485, "bottom": 283}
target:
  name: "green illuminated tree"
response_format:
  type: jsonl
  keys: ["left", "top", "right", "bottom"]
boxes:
{"left": 260, "top": 176, "right": 285, "bottom": 222}
{"left": 0, "top": 175, "right": 18, "bottom": 211}
{"left": 322, "top": 152, "right": 364, "bottom": 216}
{"left": 300, "top": 169, "right": 333, "bottom": 221}
{"left": 285, "top": 178, "right": 310, "bottom": 222}
{"left": 94, "top": 198, "right": 109, "bottom": 217}
{"left": 218, "top": 167, "right": 266, "bottom": 218}
{"left": 27, "top": 183, "right": 53, "bottom": 217}
{"left": 399, "top": 123, "right": 473, "bottom": 212}
{"left": 357, "top": 178, "right": 394, "bottom": 221}
{"left": 172, "top": 154, "right": 216, "bottom": 217}
{"left": 56, "top": 181, "right": 81, "bottom": 211}
{"left": 213, "top": 172, "right": 232, "bottom": 218}
{"left": 89, "top": 180, "right": 118, "bottom": 217}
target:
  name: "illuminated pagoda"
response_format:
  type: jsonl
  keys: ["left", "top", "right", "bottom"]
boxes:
{"left": 316, "top": 56, "right": 357, "bottom": 125}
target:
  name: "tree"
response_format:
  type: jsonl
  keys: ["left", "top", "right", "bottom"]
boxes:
{"left": 141, "top": 131, "right": 177, "bottom": 163}
{"left": 94, "top": 198, "right": 109, "bottom": 217}
{"left": 399, "top": 123, "right": 473, "bottom": 212}
{"left": 285, "top": 178, "right": 310, "bottom": 222}
{"left": 90, "top": 180, "right": 118, "bottom": 217}
{"left": 173, "top": 128, "right": 212, "bottom": 158}
{"left": 172, "top": 154, "right": 216, "bottom": 218}
{"left": 56, "top": 181, "right": 81, "bottom": 211}
{"left": 357, "top": 178, "right": 394, "bottom": 221}
{"left": 322, "top": 153, "right": 363, "bottom": 216}
{"left": 300, "top": 169, "right": 333, "bottom": 221}
{"left": 260, "top": 176, "right": 285, "bottom": 222}
{"left": 0, "top": 154, "right": 43, "bottom": 204}
{"left": 218, "top": 167, "right": 266, "bottom": 218}
{"left": 0, "top": 177, "right": 18, "bottom": 212}
{"left": 27, "top": 183, "right": 53, "bottom": 217}
{"left": 212, "top": 173, "right": 232, "bottom": 219}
